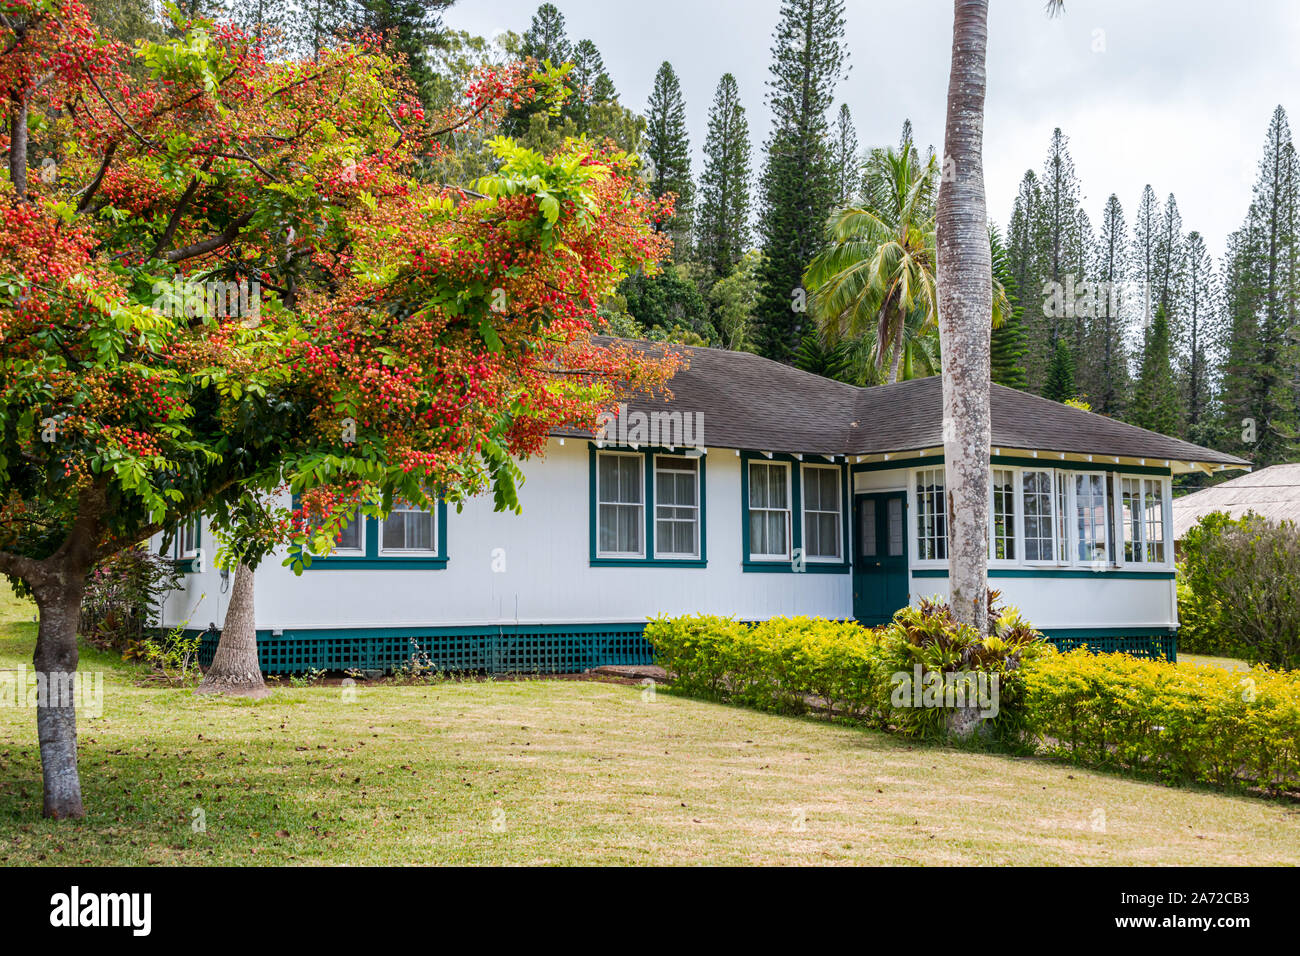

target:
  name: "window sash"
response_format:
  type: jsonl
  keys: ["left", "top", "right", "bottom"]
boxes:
{"left": 597, "top": 452, "right": 645, "bottom": 557}
{"left": 801, "top": 465, "right": 842, "bottom": 561}
{"left": 655, "top": 455, "right": 700, "bottom": 558}
{"left": 179, "top": 519, "right": 200, "bottom": 558}
{"left": 748, "top": 462, "right": 790, "bottom": 559}
{"left": 381, "top": 503, "right": 436, "bottom": 553}
{"left": 989, "top": 468, "right": 1017, "bottom": 561}
{"left": 1072, "top": 472, "right": 1110, "bottom": 564}
{"left": 914, "top": 467, "right": 947, "bottom": 562}
{"left": 1121, "top": 476, "right": 1167, "bottom": 565}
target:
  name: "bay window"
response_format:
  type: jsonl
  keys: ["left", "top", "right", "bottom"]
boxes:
{"left": 1121, "top": 477, "right": 1169, "bottom": 564}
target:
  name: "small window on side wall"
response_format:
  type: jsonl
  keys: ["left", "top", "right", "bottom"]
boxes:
{"left": 381, "top": 500, "right": 436, "bottom": 553}
{"left": 597, "top": 451, "right": 645, "bottom": 557}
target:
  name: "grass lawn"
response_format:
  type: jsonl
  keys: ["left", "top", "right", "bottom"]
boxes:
{"left": 1, "top": 584, "right": 1297, "bottom": 865}
{"left": 1180, "top": 653, "right": 1253, "bottom": 672}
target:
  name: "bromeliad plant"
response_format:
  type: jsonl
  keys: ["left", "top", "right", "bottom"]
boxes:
{"left": 876, "top": 591, "right": 1049, "bottom": 740}
{"left": 0, "top": 2, "right": 679, "bottom": 818}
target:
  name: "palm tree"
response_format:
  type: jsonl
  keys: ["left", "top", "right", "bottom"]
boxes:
{"left": 806, "top": 144, "right": 1007, "bottom": 385}
{"left": 935, "top": 0, "right": 1064, "bottom": 640}
{"left": 935, "top": 0, "right": 994, "bottom": 634}
{"left": 805, "top": 146, "right": 939, "bottom": 384}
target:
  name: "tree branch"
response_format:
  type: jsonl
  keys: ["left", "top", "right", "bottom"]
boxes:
{"left": 164, "top": 211, "right": 255, "bottom": 263}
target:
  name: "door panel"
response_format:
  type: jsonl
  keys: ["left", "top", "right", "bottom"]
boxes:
{"left": 853, "top": 491, "right": 909, "bottom": 625}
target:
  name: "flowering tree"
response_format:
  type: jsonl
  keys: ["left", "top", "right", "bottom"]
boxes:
{"left": 0, "top": 2, "right": 677, "bottom": 817}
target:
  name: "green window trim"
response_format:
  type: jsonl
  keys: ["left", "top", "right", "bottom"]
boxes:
{"left": 741, "top": 452, "right": 851, "bottom": 574}
{"left": 172, "top": 518, "right": 202, "bottom": 574}
{"left": 588, "top": 443, "right": 708, "bottom": 567}
{"left": 299, "top": 500, "right": 449, "bottom": 570}
{"left": 911, "top": 567, "right": 1176, "bottom": 580}
{"left": 851, "top": 454, "right": 1175, "bottom": 478}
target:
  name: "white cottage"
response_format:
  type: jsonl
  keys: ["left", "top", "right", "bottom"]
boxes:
{"left": 158, "top": 339, "right": 1248, "bottom": 672}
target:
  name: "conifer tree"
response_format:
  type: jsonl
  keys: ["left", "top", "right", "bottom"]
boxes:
{"left": 1131, "top": 184, "right": 1159, "bottom": 326}
{"left": 1180, "top": 231, "right": 1221, "bottom": 438}
{"left": 1006, "top": 169, "right": 1047, "bottom": 385}
{"left": 832, "top": 103, "right": 859, "bottom": 208}
{"left": 1088, "top": 193, "right": 1131, "bottom": 415}
{"left": 752, "top": 0, "right": 848, "bottom": 362}
{"left": 1130, "top": 306, "right": 1181, "bottom": 436}
{"left": 696, "top": 73, "right": 752, "bottom": 280}
{"left": 1042, "top": 340, "right": 1077, "bottom": 403}
{"left": 645, "top": 61, "right": 695, "bottom": 256}
{"left": 1154, "top": 192, "right": 1185, "bottom": 320}
{"left": 990, "top": 225, "right": 1029, "bottom": 390}
{"left": 1219, "top": 106, "right": 1300, "bottom": 464}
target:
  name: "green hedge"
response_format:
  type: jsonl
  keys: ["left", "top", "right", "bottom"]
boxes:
{"left": 646, "top": 610, "right": 1300, "bottom": 792}
{"left": 1022, "top": 650, "right": 1300, "bottom": 788}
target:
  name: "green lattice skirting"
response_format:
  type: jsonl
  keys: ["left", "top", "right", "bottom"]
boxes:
{"left": 197, "top": 623, "right": 654, "bottom": 676}
{"left": 196, "top": 624, "right": 1176, "bottom": 675}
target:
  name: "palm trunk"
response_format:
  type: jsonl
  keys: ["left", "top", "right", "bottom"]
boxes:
{"left": 935, "top": 0, "right": 993, "bottom": 634}
{"left": 887, "top": 320, "right": 904, "bottom": 384}
{"left": 33, "top": 575, "right": 87, "bottom": 818}
{"left": 196, "top": 562, "right": 269, "bottom": 698}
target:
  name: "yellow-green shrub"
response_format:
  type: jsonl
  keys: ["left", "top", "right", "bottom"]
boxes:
{"left": 645, "top": 614, "right": 886, "bottom": 720}
{"left": 1021, "top": 651, "right": 1300, "bottom": 789}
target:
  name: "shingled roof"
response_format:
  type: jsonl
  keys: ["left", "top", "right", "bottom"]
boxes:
{"left": 1172, "top": 463, "right": 1300, "bottom": 537}
{"left": 557, "top": 338, "right": 1248, "bottom": 471}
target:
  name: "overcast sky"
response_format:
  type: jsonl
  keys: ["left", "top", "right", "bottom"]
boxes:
{"left": 444, "top": 0, "right": 1300, "bottom": 262}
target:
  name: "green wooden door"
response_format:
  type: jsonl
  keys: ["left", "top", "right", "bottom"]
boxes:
{"left": 853, "top": 491, "right": 909, "bottom": 625}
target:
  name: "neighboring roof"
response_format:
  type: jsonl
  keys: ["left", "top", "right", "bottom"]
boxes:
{"left": 1172, "top": 463, "right": 1300, "bottom": 538}
{"left": 556, "top": 338, "right": 1249, "bottom": 472}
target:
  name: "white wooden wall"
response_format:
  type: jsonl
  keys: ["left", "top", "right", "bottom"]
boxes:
{"left": 157, "top": 440, "right": 853, "bottom": 632}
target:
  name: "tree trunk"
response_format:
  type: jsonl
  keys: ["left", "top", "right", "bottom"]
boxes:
{"left": 887, "top": 319, "right": 904, "bottom": 384}
{"left": 196, "top": 562, "right": 269, "bottom": 698}
{"left": 32, "top": 570, "right": 88, "bottom": 818}
{"left": 9, "top": 93, "right": 29, "bottom": 200}
{"left": 935, "top": 0, "right": 993, "bottom": 635}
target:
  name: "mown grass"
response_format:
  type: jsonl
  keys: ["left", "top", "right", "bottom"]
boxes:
{"left": 0, "top": 583, "right": 1296, "bottom": 865}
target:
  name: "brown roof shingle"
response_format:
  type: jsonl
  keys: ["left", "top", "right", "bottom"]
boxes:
{"left": 557, "top": 338, "right": 1247, "bottom": 469}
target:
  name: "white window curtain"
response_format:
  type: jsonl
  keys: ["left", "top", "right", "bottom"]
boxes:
{"left": 802, "top": 465, "right": 842, "bottom": 560}
{"left": 748, "top": 461, "right": 790, "bottom": 559}
{"left": 597, "top": 452, "right": 644, "bottom": 556}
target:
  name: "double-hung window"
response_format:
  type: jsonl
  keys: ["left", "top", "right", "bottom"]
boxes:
{"left": 1120, "top": 477, "right": 1168, "bottom": 564}
{"left": 748, "top": 461, "right": 791, "bottom": 560}
{"left": 1021, "top": 469, "right": 1056, "bottom": 562}
{"left": 990, "top": 468, "right": 1017, "bottom": 560}
{"left": 335, "top": 508, "right": 364, "bottom": 553}
{"left": 801, "top": 464, "right": 842, "bottom": 561}
{"left": 597, "top": 451, "right": 645, "bottom": 557}
{"left": 1072, "top": 473, "right": 1110, "bottom": 564}
{"left": 178, "top": 518, "right": 200, "bottom": 558}
{"left": 381, "top": 500, "right": 436, "bottom": 553}
{"left": 655, "top": 455, "right": 700, "bottom": 558}
{"left": 915, "top": 467, "right": 947, "bottom": 561}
